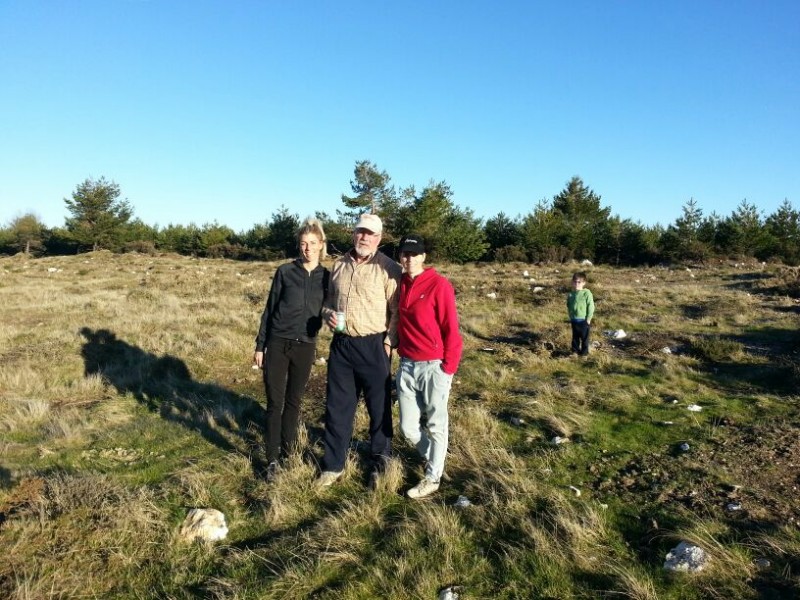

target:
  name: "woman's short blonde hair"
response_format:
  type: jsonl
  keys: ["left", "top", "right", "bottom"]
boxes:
{"left": 297, "top": 217, "right": 327, "bottom": 259}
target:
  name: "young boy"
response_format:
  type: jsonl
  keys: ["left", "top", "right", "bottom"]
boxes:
{"left": 567, "top": 272, "right": 595, "bottom": 356}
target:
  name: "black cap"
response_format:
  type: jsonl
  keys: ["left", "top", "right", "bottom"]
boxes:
{"left": 398, "top": 234, "right": 426, "bottom": 254}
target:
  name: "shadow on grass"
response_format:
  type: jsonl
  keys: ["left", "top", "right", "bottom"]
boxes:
{"left": 79, "top": 327, "right": 266, "bottom": 459}
{"left": 692, "top": 328, "right": 799, "bottom": 394}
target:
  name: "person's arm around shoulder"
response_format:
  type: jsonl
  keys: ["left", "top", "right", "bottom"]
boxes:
{"left": 322, "top": 260, "right": 341, "bottom": 330}
{"left": 384, "top": 257, "right": 402, "bottom": 354}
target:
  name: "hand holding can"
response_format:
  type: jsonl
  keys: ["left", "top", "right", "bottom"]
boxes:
{"left": 335, "top": 311, "right": 346, "bottom": 333}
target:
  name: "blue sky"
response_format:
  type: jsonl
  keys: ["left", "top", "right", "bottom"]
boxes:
{"left": 1, "top": 1, "right": 798, "bottom": 232}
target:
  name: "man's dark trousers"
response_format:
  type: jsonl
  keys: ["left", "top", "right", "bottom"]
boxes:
{"left": 322, "top": 332, "right": 392, "bottom": 472}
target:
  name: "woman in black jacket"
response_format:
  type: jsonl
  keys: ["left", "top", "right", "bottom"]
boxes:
{"left": 254, "top": 218, "right": 329, "bottom": 481}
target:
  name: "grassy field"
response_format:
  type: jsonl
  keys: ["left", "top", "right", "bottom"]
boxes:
{"left": 1, "top": 251, "right": 799, "bottom": 599}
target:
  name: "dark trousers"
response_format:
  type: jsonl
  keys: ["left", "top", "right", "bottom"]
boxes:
{"left": 263, "top": 337, "right": 316, "bottom": 462}
{"left": 322, "top": 333, "right": 392, "bottom": 472}
{"left": 571, "top": 320, "right": 591, "bottom": 355}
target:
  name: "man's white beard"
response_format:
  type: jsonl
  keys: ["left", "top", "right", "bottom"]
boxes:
{"left": 355, "top": 246, "right": 371, "bottom": 258}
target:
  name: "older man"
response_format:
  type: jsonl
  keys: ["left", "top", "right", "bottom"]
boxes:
{"left": 316, "top": 213, "right": 402, "bottom": 487}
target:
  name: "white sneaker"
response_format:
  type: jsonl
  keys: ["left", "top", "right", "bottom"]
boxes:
{"left": 316, "top": 470, "right": 343, "bottom": 488}
{"left": 407, "top": 476, "right": 440, "bottom": 499}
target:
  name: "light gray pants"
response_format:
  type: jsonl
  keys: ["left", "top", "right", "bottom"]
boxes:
{"left": 396, "top": 357, "right": 453, "bottom": 482}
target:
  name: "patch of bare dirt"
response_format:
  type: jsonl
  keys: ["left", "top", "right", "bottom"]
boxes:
{"left": 591, "top": 421, "right": 800, "bottom": 528}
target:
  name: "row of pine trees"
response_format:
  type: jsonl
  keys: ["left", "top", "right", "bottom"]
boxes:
{"left": 2, "top": 161, "right": 798, "bottom": 265}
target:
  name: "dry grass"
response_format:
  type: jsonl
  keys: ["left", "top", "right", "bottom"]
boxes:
{"left": 1, "top": 253, "right": 799, "bottom": 598}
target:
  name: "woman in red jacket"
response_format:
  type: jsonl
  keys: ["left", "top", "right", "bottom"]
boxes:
{"left": 395, "top": 234, "right": 463, "bottom": 499}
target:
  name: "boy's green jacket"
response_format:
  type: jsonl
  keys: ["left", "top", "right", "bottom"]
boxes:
{"left": 567, "top": 289, "right": 595, "bottom": 321}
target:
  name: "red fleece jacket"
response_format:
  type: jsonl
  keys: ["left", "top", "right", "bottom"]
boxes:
{"left": 397, "top": 267, "right": 463, "bottom": 374}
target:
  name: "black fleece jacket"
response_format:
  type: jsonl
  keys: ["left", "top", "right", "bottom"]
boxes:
{"left": 255, "top": 260, "right": 330, "bottom": 350}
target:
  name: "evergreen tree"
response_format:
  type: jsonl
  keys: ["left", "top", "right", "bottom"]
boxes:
{"left": 64, "top": 177, "right": 132, "bottom": 251}
{"left": 764, "top": 199, "right": 800, "bottom": 264}
{"left": 268, "top": 206, "right": 300, "bottom": 258}
{"left": 551, "top": 176, "right": 611, "bottom": 260}
{"left": 7, "top": 213, "right": 47, "bottom": 255}
{"left": 484, "top": 212, "right": 522, "bottom": 257}
{"left": 520, "top": 200, "right": 568, "bottom": 262}
{"left": 339, "top": 160, "right": 397, "bottom": 227}
{"left": 661, "top": 198, "right": 709, "bottom": 262}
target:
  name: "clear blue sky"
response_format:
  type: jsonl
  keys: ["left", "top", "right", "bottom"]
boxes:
{"left": 2, "top": 1, "right": 798, "bottom": 232}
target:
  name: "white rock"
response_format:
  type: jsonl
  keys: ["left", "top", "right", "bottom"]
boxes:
{"left": 568, "top": 485, "right": 581, "bottom": 497}
{"left": 47, "top": 267, "right": 58, "bottom": 273}
{"left": 439, "top": 586, "right": 462, "bottom": 600}
{"left": 726, "top": 502, "right": 742, "bottom": 511}
{"left": 453, "top": 495, "right": 472, "bottom": 508}
{"left": 551, "top": 436, "right": 570, "bottom": 445}
{"left": 686, "top": 404, "right": 703, "bottom": 412}
{"left": 523, "top": 270, "right": 529, "bottom": 277}
{"left": 251, "top": 364, "right": 260, "bottom": 370}
{"left": 679, "top": 442, "right": 690, "bottom": 452}
{"left": 179, "top": 508, "right": 229, "bottom": 542}
{"left": 664, "top": 541, "right": 710, "bottom": 572}
{"left": 532, "top": 286, "right": 544, "bottom": 293}
{"left": 661, "top": 347, "right": 673, "bottom": 354}
{"left": 315, "top": 357, "right": 327, "bottom": 365}
{"left": 486, "top": 292, "right": 497, "bottom": 299}
{"left": 581, "top": 259, "right": 593, "bottom": 266}
{"left": 510, "top": 417, "right": 524, "bottom": 426}
{"left": 604, "top": 329, "right": 627, "bottom": 339}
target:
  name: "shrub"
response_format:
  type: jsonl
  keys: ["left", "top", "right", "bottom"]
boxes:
{"left": 122, "top": 240, "right": 157, "bottom": 255}
{"left": 494, "top": 245, "right": 529, "bottom": 263}
{"left": 691, "top": 336, "right": 744, "bottom": 362}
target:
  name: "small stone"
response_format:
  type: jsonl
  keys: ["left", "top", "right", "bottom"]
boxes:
{"left": 510, "top": 417, "right": 525, "bottom": 426}
{"left": 179, "top": 508, "right": 228, "bottom": 542}
{"left": 453, "top": 495, "right": 472, "bottom": 508}
{"left": 686, "top": 404, "right": 703, "bottom": 412}
{"left": 726, "top": 502, "right": 742, "bottom": 512}
{"left": 551, "top": 436, "right": 570, "bottom": 445}
{"left": 754, "top": 558, "right": 771, "bottom": 569}
{"left": 664, "top": 541, "right": 709, "bottom": 572}
{"left": 568, "top": 485, "right": 581, "bottom": 497}
{"left": 679, "top": 442, "right": 691, "bottom": 452}
{"left": 438, "top": 586, "right": 462, "bottom": 600}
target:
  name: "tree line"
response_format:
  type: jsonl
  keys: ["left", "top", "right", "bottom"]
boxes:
{"left": 2, "top": 161, "right": 798, "bottom": 265}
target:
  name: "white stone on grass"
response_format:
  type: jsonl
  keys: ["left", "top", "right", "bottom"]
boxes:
{"left": 663, "top": 541, "right": 710, "bottom": 573}
{"left": 180, "top": 508, "right": 229, "bottom": 542}
{"left": 686, "top": 404, "right": 703, "bottom": 412}
{"left": 603, "top": 329, "right": 627, "bottom": 339}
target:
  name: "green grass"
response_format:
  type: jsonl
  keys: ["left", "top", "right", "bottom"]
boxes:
{"left": 1, "top": 254, "right": 799, "bottom": 598}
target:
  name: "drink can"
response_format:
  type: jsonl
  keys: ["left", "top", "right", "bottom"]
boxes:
{"left": 335, "top": 311, "right": 346, "bottom": 332}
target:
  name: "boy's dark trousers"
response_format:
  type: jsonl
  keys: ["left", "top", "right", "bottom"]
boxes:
{"left": 571, "top": 320, "right": 591, "bottom": 355}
